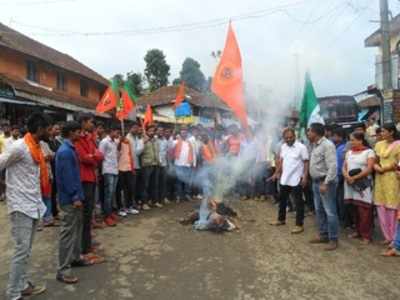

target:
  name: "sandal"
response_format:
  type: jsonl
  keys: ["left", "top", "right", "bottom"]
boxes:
{"left": 84, "top": 254, "right": 105, "bottom": 265}
{"left": 348, "top": 232, "right": 361, "bottom": 239}
{"left": 381, "top": 249, "right": 400, "bottom": 257}
{"left": 56, "top": 274, "right": 79, "bottom": 284}
{"left": 269, "top": 220, "right": 285, "bottom": 226}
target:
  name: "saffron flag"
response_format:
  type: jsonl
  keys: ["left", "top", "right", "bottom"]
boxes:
{"left": 299, "top": 72, "right": 324, "bottom": 129}
{"left": 143, "top": 104, "right": 153, "bottom": 129}
{"left": 212, "top": 22, "right": 248, "bottom": 128}
{"left": 116, "top": 82, "right": 137, "bottom": 121}
{"left": 174, "top": 81, "right": 186, "bottom": 109}
{"left": 96, "top": 78, "right": 119, "bottom": 113}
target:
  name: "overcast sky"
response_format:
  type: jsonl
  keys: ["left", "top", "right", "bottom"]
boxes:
{"left": 1, "top": 0, "right": 399, "bottom": 104}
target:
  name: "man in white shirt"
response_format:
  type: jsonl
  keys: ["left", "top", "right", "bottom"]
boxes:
{"left": 174, "top": 126, "right": 195, "bottom": 203}
{"left": 98, "top": 125, "right": 120, "bottom": 226}
{"left": 0, "top": 113, "right": 50, "bottom": 300}
{"left": 270, "top": 128, "right": 309, "bottom": 234}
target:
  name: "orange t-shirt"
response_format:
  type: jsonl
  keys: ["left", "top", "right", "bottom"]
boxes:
{"left": 227, "top": 136, "right": 241, "bottom": 156}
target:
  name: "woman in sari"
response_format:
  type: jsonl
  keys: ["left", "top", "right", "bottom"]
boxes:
{"left": 374, "top": 123, "right": 400, "bottom": 246}
{"left": 343, "top": 132, "right": 375, "bottom": 244}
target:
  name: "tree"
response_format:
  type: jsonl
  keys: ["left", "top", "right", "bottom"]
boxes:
{"left": 144, "top": 49, "right": 170, "bottom": 91}
{"left": 126, "top": 72, "right": 144, "bottom": 96}
{"left": 179, "top": 57, "right": 206, "bottom": 91}
{"left": 172, "top": 78, "right": 181, "bottom": 85}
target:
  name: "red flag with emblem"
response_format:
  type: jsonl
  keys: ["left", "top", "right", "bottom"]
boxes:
{"left": 96, "top": 78, "right": 119, "bottom": 113}
{"left": 211, "top": 23, "right": 248, "bottom": 128}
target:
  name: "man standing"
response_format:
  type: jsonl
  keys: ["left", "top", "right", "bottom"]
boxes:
{"left": 308, "top": 123, "right": 339, "bottom": 251}
{"left": 174, "top": 126, "right": 195, "bottom": 203}
{"left": 4, "top": 125, "right": 20, "bottom": 153}
{"left": 141, "top": 125, "right": 161, "bottom": 210}
{"left": 99, "top": 125, "right": 120, "bottom": 226}
{"left": 157, "top": 126, "right": 169, "bottom": 204}
{"left": 1, "top": 113, "right": 50, "bottom": 300}
{"left": 48, "top": 123, "right": 63, "bottom": 220}
{"left": 74, "top": 113, "right": 104, "bottom": 262}
{"left": 126, "top": 123, "right": 144, "bottom": 208}
{"left": 56, "top": 121, "right": 90, "bottom": 284}
{"left": 269, "top": 128, "right": 309, "bottom": 234}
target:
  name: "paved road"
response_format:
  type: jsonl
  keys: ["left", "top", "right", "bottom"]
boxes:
{"left": 1, "top": 199, "right": 399, "bottom": 300}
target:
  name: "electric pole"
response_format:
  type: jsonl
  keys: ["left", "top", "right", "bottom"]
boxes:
{"left": 380, "top": 0, "right": 392, "bottom": 90}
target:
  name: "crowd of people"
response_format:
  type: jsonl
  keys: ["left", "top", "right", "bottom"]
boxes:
{"left": 0, "top": 112, "right": 400, "bottom": 300}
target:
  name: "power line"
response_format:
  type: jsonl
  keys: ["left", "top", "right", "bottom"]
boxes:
{"left": 2, "top": 1, "right": 310, "bottom": 37}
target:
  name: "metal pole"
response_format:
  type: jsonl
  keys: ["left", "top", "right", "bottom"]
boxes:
{"left": 380, "top": 0, "right": 392, "bottom": 90}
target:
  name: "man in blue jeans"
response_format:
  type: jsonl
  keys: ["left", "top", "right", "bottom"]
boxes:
{"left": 308, "top": 123, "right": 339, "bottom": 251}
{"left": 99, "top": 125, "right": 120, "bottom": 226}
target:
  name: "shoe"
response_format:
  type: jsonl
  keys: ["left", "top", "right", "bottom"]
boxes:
{"left": 118, "top": 210, "right": 127, "bottom": 217}
{"left": 324, "top": 241, "right": 338, "bottom": 251}
{"left": 155, "top": 203, "right": 163, "bottom": 208}
{"left": 111, "top": 212, "right": 119, "bottom": 221}
{"left": 142, "top": 204, "right": 151, "bottom": 211}
{"left": 127, "top": 208, "right": 140, "bottom": 215}
{"left": 164, "top": 198, "right": 171, "bottom": 205}
{"left": 269, "top": 220, "right": 285, "bottom": 226}
{"left": 184, "top": 195, "right": 192, "bottom": 202}
{"left": 381, "top": 248, "right": 400, "bottom": 257}
{"left": 309, "top": 237, "right": 329, "bottom": 244}
{"left": 291, "top": 226, "right": 304, "bottom": 234}
{"left": 56, "top": 274, "right": 79, "bottom": 284}
{"left": 176, "top": 198, "right": 181, "bottom": 204}
{"left": 348, "top": 232, "right": 361, "bottom": 239}
{"left": 21, "top": 281, "right": 46, "bottom": 296}
{"left": 104, "top": 217, "right": 117, "bottom": 227}
{"left": 83, "top": 253, "right": 105, "bottom": 265}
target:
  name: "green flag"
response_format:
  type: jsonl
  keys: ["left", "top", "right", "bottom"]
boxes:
{"left": 299, "top": 72, "right": 324, "bottom": 129}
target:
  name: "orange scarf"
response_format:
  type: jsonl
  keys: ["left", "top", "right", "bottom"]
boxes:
{"left": 122, "top": 139, "right": 135, "bottom": 172}
{"left": 202, "top": 142, "right": 217, "bottom": 163}
{"left": 175, "top": 139, "right": 193, "bottom": 165}
{"left": 24, "top": 133, "right": 51, "bottom": 197}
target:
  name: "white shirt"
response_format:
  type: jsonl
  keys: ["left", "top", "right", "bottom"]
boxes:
{"left": 4, "top": 137, "right": 19, "bottom": 153}
{"left": 280, "top": 141, "right": 309, "bottom": 187}
{"left": 174, "top": 140, "right": 192, "bottom": 167}
{"left": 99, "top": 136, "right": 119, "bottom": 175}
{"left": 0, "top": 139, "right": 46, "bottom": 219}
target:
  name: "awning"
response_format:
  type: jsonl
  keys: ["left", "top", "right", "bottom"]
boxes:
{"left": 0, "top": 96, "right": 40, "bottom": 106}
{"left": 14, "top": 90, "right": 111, "bottom": 118}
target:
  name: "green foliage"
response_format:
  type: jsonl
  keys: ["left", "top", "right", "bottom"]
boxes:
{"left": 144, "top": 49, "right": 170, "bottom": 91}
{"left": 126, "top": 72, "right": 144, "bottom": 96}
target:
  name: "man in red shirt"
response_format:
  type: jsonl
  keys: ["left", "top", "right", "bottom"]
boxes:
{"left": 75, "top": 113, "right": 104, "bottom": 263}
{"left": 226, "top": 125, "right": 242, "bottom": 156}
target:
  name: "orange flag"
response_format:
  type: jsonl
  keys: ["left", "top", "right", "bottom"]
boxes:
{"left": 212, "top": 23, "right": 248, "bottom": 128}
{"left": 174, "top": 81, "right": 186, "bottom": 109}
{"left": 143, "top": 104, "right": 153, "bottom": 129}
{"left": 96, "top": 79, "right": 119, "bottom": 113}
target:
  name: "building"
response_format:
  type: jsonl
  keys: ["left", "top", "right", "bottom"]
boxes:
{"left": 137, "top": 85, "right": 232, "bottom": 127}
{"left": 0, "top": 23, "right": 109, "bottom": 124}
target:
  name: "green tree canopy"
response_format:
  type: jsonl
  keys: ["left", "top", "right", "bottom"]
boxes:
{"left": 144, "top": 49, "right": 170, "bottom": 91}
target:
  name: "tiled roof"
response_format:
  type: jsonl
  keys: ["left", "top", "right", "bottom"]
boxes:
{"left": 137, "top": 85, "right": 229, "bottom": 110}
{"left": 0, "top": 23, "right": 108, "bottom": 85}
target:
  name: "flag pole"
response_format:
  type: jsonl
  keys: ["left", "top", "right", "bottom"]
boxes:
{"left": 121, "top": 119, "right": 125, "bottom": 137}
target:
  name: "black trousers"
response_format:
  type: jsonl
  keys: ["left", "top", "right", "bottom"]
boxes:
{"left": 142, "top": 166, "right": 159, "bottom": 204}
{"left": 82, "top": 182, "right": 95, "bottom": 254}
{"left": 116, "top": 171, "right": 135, "bottom": 210}
{"left": 51, "top": 178, "right": 59, "bottom": 217}
{"left": 157, "top": 166, "right": 167, "bottom": 202}
{"left": 135, "top": 169, "right": 143, "bottom": 204}
{"left": 278, "top": 184, "right": 304, "bottom": 226}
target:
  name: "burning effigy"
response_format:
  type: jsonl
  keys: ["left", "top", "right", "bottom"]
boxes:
{"left": 179, "top": 197, "right": 239, "bottom": 233}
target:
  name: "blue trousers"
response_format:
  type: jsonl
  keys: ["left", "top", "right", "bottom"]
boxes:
{"left": 312, "top": 180, "right": 339, "bottom": 241}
